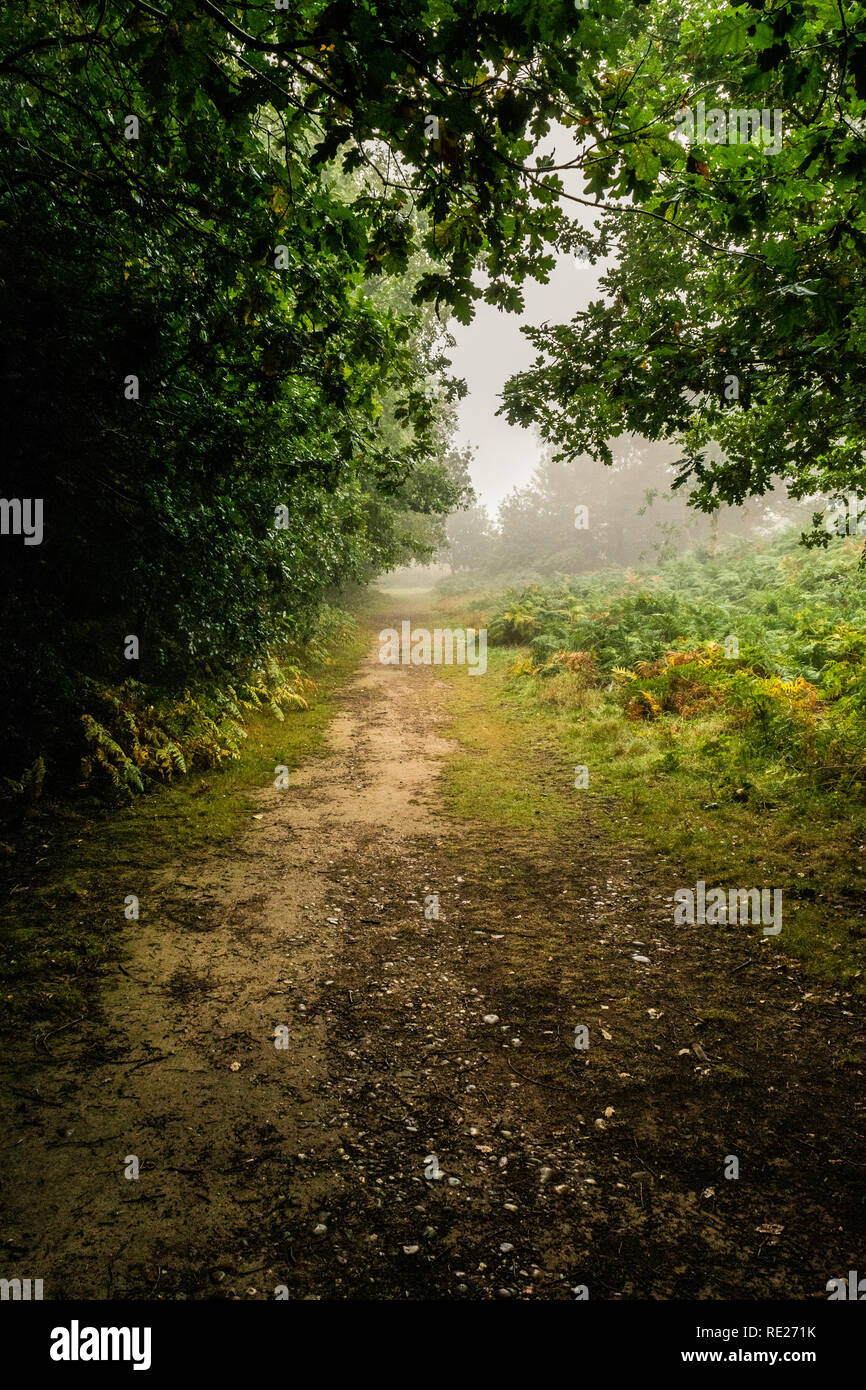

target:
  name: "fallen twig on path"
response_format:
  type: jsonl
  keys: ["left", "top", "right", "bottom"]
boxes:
{"left": 506, "top": 1057, "right": 579, "bottom": 1094}
{"left": 35, "top": 1014, "right": 87, "bottom": 1053}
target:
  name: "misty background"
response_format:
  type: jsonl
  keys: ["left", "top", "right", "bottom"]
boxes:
{"left": 391, "top": 217, "right": 815, "bottom": 586}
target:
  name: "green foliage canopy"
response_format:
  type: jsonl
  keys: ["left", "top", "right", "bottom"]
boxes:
{"left": 500, "top": 0, "right": 866, "bottom": 526}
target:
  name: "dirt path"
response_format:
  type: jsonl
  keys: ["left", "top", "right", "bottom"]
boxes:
{"left": 2, "top": 622, "right": 865, "bottom": 1300}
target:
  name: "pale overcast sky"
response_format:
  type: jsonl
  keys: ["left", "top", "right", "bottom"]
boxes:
{"left": 445, "top": 131, "right": 608, "bottom": 518}
{"left": 446, "top": 253, "right": 603, "bottom": 517}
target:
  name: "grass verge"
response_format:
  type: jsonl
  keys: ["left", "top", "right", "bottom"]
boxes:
{"left": 430, "top": 605, "right": 866, "bottom": 993}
